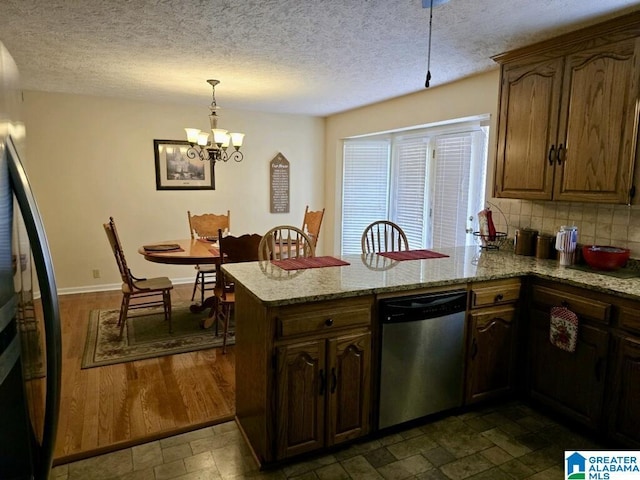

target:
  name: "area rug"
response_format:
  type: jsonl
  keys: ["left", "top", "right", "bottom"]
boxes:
{"left": 82, "top": 305, "right": 234, "bottom": 369}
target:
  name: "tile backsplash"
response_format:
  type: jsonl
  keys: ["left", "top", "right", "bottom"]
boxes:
{"left": 488, "top": 199, "right": 640, "bottom": 258}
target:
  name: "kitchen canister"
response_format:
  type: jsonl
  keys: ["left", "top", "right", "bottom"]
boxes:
{"left": 514, "top": 228, "right": 538, "bottom": 256}
{"left": 535, "top": 234, "right": 555, "bottom": 259}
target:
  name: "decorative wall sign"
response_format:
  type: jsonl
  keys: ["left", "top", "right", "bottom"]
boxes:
{"left": 270, "top": 153, "right": 290, "bottom": 213}
{"left": 153, "top": 139, "right": 215, "bottom": 190}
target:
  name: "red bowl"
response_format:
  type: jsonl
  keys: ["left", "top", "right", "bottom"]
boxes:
{"left": 582, "top": 245, "right": 631, "bottom": 271}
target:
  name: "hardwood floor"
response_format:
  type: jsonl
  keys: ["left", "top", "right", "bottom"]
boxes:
{"left": 52, "top": 284, "right": 235, "bottom": 465}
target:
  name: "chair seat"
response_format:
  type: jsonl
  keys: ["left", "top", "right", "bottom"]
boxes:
{"left": 123, "top": 277, "right": 173, "bottom": 293}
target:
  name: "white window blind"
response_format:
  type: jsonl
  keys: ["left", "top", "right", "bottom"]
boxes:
{"left": 391, "top": 135, "right": 428, "bottom": 250}
{"left": 342, "top": 140, "right": 390, "bottom": 255}
{"left": 341, "top": 118, "right": 488, "bottom": 254}
{"left": 431, "top": 133, "right": 472, "bottom": 248}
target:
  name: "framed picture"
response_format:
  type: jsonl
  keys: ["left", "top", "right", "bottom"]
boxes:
{"left": 153, "top": 139, "right": 215, "bottom": 190}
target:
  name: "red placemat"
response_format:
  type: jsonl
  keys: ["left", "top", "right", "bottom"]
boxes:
{"left": 378, "top": 249, "right": 449, "bottom": 261}
{"left": 272, "top": 256, "right": 350, "bottom": 271}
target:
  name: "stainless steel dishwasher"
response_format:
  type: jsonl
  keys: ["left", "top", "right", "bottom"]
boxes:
{"left": 378, "top": 290, "right": 467, "bottom": 430}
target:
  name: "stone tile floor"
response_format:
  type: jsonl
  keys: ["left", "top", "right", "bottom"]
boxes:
{"left": 50, "top": 401, "right": 604, "bottom": 480}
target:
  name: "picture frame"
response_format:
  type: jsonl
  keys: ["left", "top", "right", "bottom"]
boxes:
{"left": 153, "top": 139, "right": 215, "bottom": 190}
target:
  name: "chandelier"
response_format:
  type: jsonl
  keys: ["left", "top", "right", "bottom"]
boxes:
{"left": 185, "top": 79, "right": 245, "bottom": 163}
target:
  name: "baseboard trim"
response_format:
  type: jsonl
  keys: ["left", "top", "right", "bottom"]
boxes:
{"left": 54, "top": 277, "right": 194, "bottom": 296}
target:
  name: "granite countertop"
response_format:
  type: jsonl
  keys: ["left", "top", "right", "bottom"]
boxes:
{"left": 222, "top": 246, "right": 640, "bottom": 306}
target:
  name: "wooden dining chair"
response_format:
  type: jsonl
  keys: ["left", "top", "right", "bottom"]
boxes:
{"left": 103, "top": 217, "right": 173, "bottom": 338}
{"left": 361, "top": 220, "right": 410, "bottom": 253}
{"left": 214, "top": 229, "right": 262, "bottom": 353}
{"left": 187, "top": 210, "right": 230, "bottom": 304}
{"left": 258, "top": 225, "right": 316, "bottom": 261}
{"left": 301, "top": 205, "right": 325, "bottom": 248}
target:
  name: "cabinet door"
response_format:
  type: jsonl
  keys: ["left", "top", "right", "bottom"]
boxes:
{"left": 276, "top": 340, "right": 326, "bottom": 459}
{"left": 554, "top": 37, "right": 640, "bottom": 203}
{"left": 326, "top": 332, "right": 371, "bottom": 446}
{"left": 609, "top": 335, "right": 640, "bottom": 446}
{"left": 494, "top": 58, "right": 563, "bottom": 200}
{"left": 529, "top": 308, "right": 609, "bottom": 429}
{"left": 466, "top": 306, "right": 516, "bottom": 404}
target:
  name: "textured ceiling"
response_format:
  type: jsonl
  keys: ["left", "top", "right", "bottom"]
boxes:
{"left": 0, "top": 0, "right": 639, "bottom": 116}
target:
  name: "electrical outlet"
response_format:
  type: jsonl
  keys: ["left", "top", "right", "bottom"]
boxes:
{"left": 92, "top": 269, "right": 100, "bottom": 279}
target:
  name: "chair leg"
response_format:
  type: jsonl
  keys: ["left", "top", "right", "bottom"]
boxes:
{"left": 190, "top": 272, "right": 200, "bottom": 301}
{"left": 164, "top": 290, "right": 172, "bottom": 333}
{"left": 119, "top": 295, "right": 130, "bottom": 339}
{"left": 221, "top": 303, "right": 230, "bottom": 354}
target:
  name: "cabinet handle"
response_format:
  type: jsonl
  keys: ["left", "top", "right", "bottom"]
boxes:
{"left": 471, "top": 338, "right": 478, "bottom": 360}
{"left": 494, "top": 294, "right": 504, "bottom": 303}
{"left": 557, "top": 144, "right": 565, "bottom": 165}
{"left": 325, "top": 318, "right": 334, "bottom": 327}
{"left": 548, "top": 145, "right": 555, "bottom": 166}
{"left": 330, "top": 367, "right": 337, "bottom": 394}
{"left": 319, "top": 369, "right": 325, "bottom": 395}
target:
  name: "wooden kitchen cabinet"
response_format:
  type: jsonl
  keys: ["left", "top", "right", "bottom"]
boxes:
{"left": 234, "top": 286, "right": 373, "bottom": 465}
{"left": 465, "top": 279, "right": 520, "bottom": 404}
{"left": 608, "top": 335, "right": 640, "bottom": 447}
{"left": 276, "top": 332, "right": 370, "bottom": 459}
{"left": 528, "top": 283, "right": 611, "bottom": 430}
{"left": 494, "top": 14, "right": 640, "bottom": 204}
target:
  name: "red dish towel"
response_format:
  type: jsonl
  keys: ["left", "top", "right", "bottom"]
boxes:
{"left": 272, "top": 256, "right": 350, "bottom": 271}
{"left": 549, "top": 306, "right": 579, "bottom": 353}
{"left": 378, "top": 249, "right": 449, "bottom": 261}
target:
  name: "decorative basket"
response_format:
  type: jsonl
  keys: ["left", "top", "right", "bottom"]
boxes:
{"left": 473, "top": 231, "right": 508, "bottom": 250}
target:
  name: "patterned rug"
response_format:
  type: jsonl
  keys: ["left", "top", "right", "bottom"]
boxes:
{"left": 81, "top": 305, "right": 234, "bottom": 368}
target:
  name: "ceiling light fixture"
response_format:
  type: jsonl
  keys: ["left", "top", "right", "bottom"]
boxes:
{"left": 422, "top": 0, "right": 449, "bottom": 88}
{"left": 185, "top": 79, "right": 245, "bottom": 163}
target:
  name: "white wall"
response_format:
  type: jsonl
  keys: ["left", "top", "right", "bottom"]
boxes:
{"left": 21, "top": 91, "right": 325, "bottom": 292}
{"left": 324, "top": 71, "right": 501, "bottom": 254}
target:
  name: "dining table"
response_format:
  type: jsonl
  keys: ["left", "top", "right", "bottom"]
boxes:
{"left": 138, "top": 238, "right": 221, "bottom": 328}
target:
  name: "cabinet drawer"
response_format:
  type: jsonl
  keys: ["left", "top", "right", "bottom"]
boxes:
{"left": 531, "top": 285, "right": 611, "bottom": 324}
{"left": 277, "top": 300, "right": 371, "bottom": 339}
{"left": 471, "top": 281, "right": 520, "bottom": 308}
{"left": 619, "top": 306, "right": 640, "bottom": 334}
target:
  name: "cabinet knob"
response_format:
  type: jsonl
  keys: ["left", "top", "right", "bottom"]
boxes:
{"left": 494, "top": 294, "right": 504, "bottom": 303}
{"left": 325, "top": 318, "right": 334, "bottom": 327}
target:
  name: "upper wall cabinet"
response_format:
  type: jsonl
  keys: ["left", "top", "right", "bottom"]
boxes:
{"left": 493, "top": 13, "right": 640, "bottom": 204}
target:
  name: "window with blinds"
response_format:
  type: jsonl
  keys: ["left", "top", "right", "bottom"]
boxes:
{"left": 341, "top": 119, "right": 488, "bottom": 255}
{"left": 341, "top": 140, "right": 390, "bottom": 255}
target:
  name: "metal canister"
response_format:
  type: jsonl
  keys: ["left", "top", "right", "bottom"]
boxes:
{"left": 514, "top": 228, "right": 538, "bottom": 256}
{"left": 535, "top": 234, "right": 554, "bottom": 259}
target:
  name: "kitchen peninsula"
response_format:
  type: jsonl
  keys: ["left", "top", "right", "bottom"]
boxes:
{"left": 222, "top": 247, "right": 640, "bottom": 466}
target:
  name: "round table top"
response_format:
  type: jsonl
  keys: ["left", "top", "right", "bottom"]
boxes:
{"left": 138, "top": 238, "right": 221, "bottom": 265}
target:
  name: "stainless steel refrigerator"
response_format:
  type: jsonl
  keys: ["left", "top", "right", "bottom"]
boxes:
{"left": 0, "top": 43, "right": 62, "bottom": 480}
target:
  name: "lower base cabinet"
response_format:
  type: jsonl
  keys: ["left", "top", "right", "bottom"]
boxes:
{"left": 276, "top": 332, "right": 371, "bottom": 459}
{"left": 608, "top": 335, "right": 640, "bottom": 446}
{"left": 528, "top": 282, "right": 611, "bottom": 431}
{"left": 466, "top": 305, "right": 517, "bottom": 404}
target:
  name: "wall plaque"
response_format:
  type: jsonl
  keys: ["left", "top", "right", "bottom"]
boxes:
{"left": 270, "top": 153, "right": 290, "bottom": 213}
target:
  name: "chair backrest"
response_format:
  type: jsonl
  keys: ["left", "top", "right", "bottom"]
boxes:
{"left": 259, "top": 225, "right": 316, "bottom": 261}
{"left": 301, "top": 205, "right": 325, "bottom": 247}
{"left": 188, "top": 210, "right": 230, "bottom": 239}
{"left": 103, "top": 217, "right": 134, "bottom": 289}
{"left": 217, "top": 229, "right": 262, "bottom": 265}
{"left": 361, "top": 220, "right": 410, "bottom": 253}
